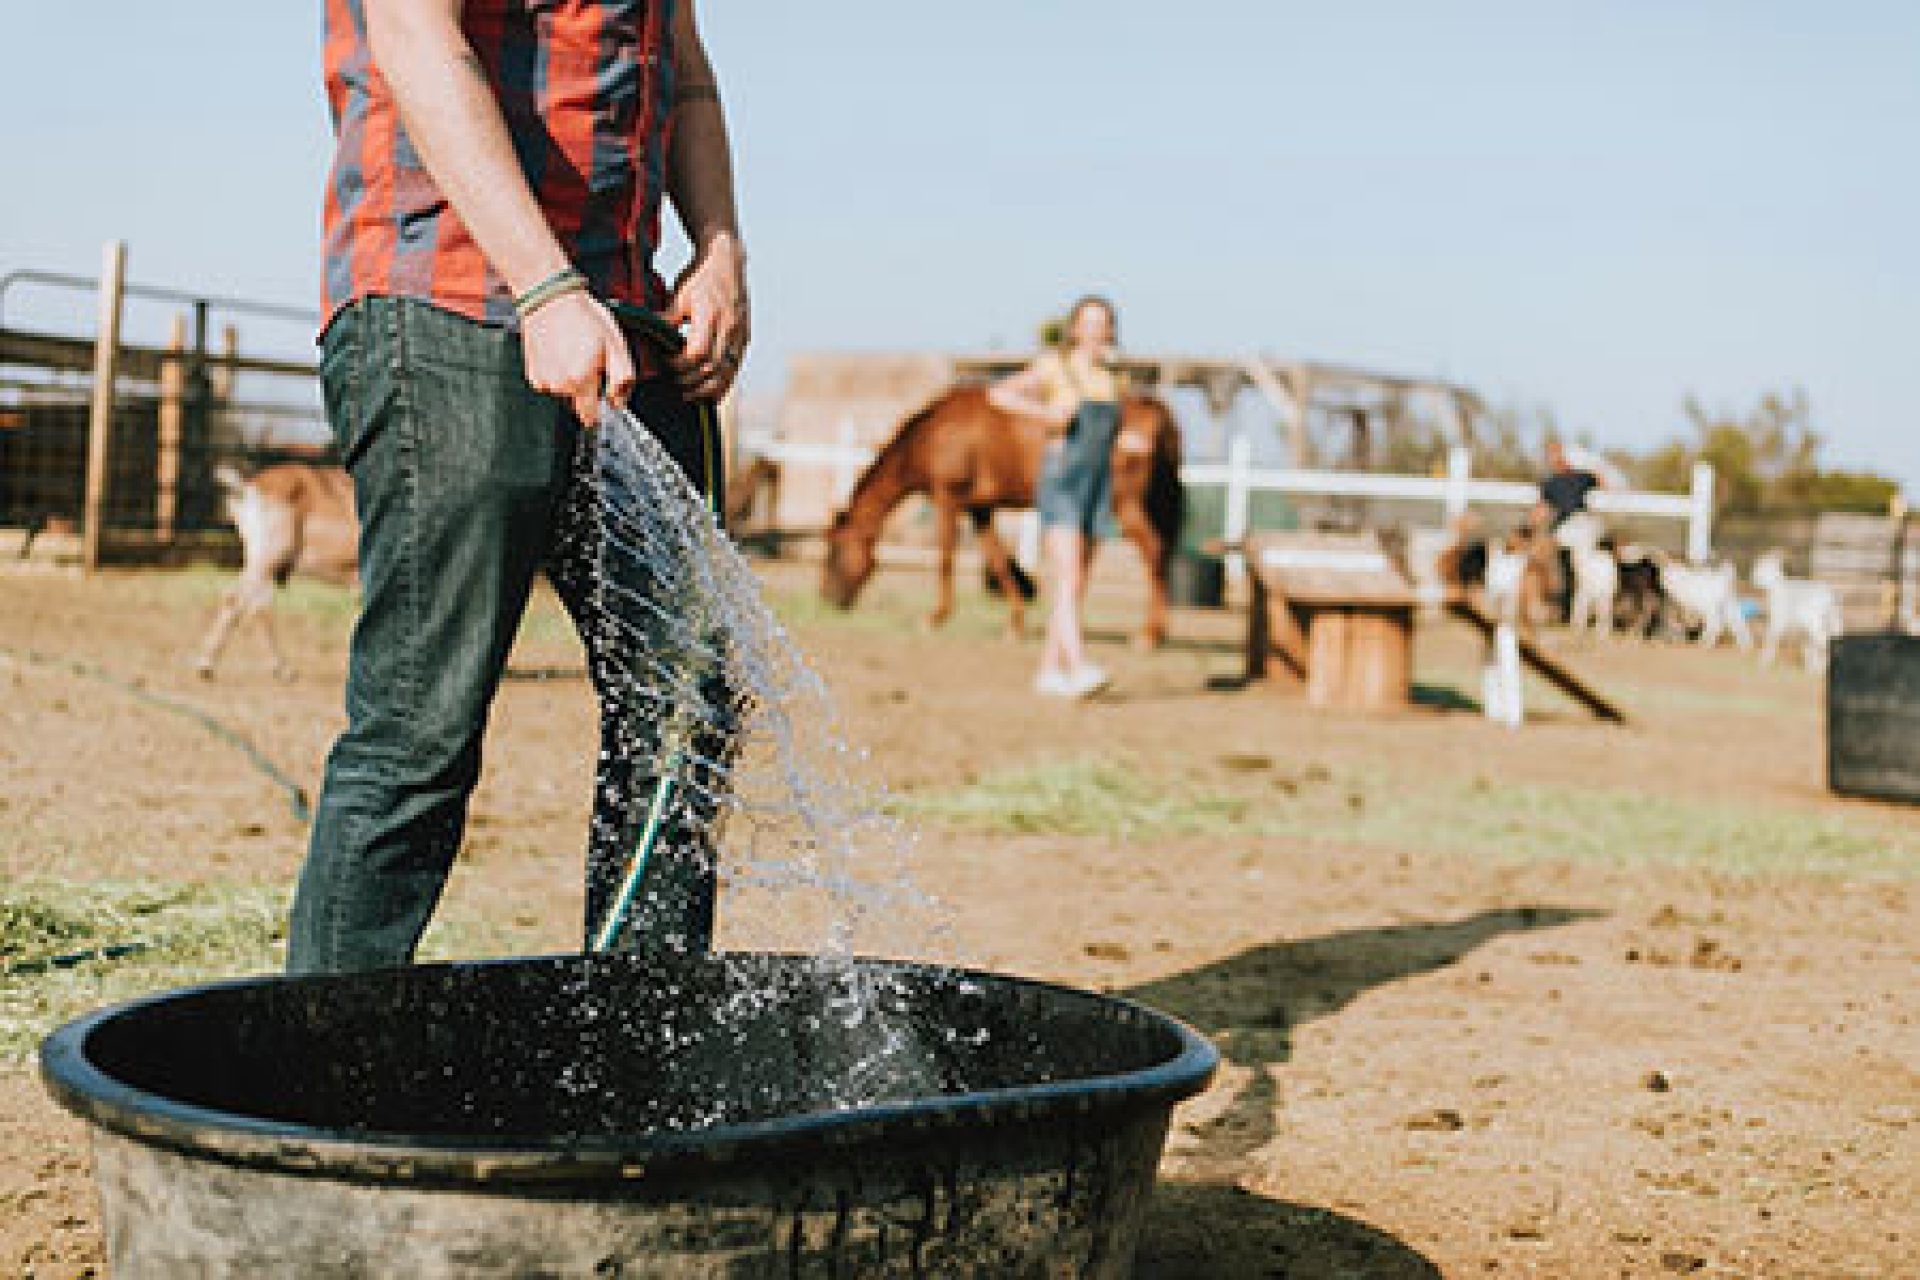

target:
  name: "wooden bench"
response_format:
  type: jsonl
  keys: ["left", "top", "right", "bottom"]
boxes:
{"left": 1243, "top": 533, "right": 1418, "bottom": 712}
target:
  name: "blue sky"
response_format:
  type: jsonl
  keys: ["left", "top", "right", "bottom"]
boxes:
{"left": 3, "top": 2, "right": 1914, "bottom": 488}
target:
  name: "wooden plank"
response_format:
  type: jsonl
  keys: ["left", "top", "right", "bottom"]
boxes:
{"left": 1250, "top": 532, "right": 1419, "bottom": 607}
{"left": 0, "top": 327, "right": 146, "bottom": 377}
{"left": 1269, "top": 596, "right": 1311, "bottom": 680}
{"left": 1348, "top": 611, "right": 1385, "bottom": 710}
{"left": 1812, "top": 513, "right": 1914, "bottom": 605}
{"left": 1244, "top": 571, "right": 1310, "bottom": 683}
{"left": 1813, "top": 544, "right": 1906, "bottom": 561}
{"left": 0, "top": 326, "right": 315, "bottom": 382}
{"left": 1815, "top": 512, "right": 1891, "bottom": 538}
{"left": 82, "top": 242, "right": 127, "bottom": 572}
{"left": 156, "top": 315, "right": 186, "bottom": 544}
{"left": 1444, "top": 594, "right": 1628, "bottom": 724}
{"left": 1353, "top": 609, "right": 1413, "bottom": 710}
{"left": 1307, "top": 609, "right": 1350, "bottom": 709}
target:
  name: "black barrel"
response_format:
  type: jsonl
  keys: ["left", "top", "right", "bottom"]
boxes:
{"left": 1828, "top": 633, "right": 1920, "bottom": 805}
{"left": 1167, "top": 551, "right": 1226, "bottom": 609}
{"left": 41, "top": 953, "right": 1215, "bottom": 1277}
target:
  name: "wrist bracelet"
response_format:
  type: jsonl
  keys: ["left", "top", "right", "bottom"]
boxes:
{"left": 514, "top": 267, "right": 588, "bottom": 318}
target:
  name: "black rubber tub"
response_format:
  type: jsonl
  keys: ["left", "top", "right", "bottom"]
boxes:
{"left": 40, "top": 953, "right": 1216, "bottom": 1277}
{"left": 1829, "top": 633, "right": 1920, "bottom": 805}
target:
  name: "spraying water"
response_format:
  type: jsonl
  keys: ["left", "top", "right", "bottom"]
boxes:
{"left": 560, "top": 400, "right": 972, "bottom": 1127}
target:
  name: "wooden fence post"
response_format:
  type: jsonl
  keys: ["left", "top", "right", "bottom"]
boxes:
{"left": 212, "top": 323, "right": 239, "bottom": 404}
{"left": 82, "top": 240, "right": 128, "bottom": 572}
{"left": 1887, "top": 494, "right": 1909, "bottom": 632}
{"left": 156, "top": 314, "right": 187, "bottom": 545}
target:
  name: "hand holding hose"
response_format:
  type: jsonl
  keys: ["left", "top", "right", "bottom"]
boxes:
{"left": 666, "top": 235, "right": 750, "bottom": 402}
{"left": 521, "top": 287, "right": 637, "bottom": 427}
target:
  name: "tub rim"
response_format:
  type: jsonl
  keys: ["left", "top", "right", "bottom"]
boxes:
{"left": 40, "top": 951, "right": 1218, "bottom": 1186}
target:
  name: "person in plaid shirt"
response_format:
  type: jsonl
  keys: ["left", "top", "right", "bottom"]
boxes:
{"left": 290, "top": 0, "right": 748, "bottom": 974}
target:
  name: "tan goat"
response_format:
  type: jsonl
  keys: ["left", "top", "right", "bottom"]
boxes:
{"left": 195, "top": 464, "right": 358, "bottom": 679}
{"left": 193, "top": 449, "right": 776, "bottom": 678}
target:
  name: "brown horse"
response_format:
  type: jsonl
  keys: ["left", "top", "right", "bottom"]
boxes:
{"left": 821, "top": 385, "right": 1186, "bottom": 647}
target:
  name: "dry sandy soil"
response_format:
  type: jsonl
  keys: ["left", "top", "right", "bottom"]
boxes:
{"left": 2, "top": 555, "right": 1915, "bottom": 1278}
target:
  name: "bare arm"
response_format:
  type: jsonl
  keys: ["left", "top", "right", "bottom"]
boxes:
{"left": 664, "top": 0, "right": 750, "bottom": 401}
{"left": 988, "top": 359, "right": 1073, "bottom": 429}
{"left": 364, "top": 0, "right": 633, "bottom": 423}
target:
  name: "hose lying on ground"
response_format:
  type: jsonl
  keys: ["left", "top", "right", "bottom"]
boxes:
{"left": 2, "top": 941, "right": 152, "bottom": 978}
{"left": 0, "top": 645, "right": 312, "bottom": 823}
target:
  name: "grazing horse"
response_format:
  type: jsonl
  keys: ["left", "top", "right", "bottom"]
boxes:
{"left": 821, "top": 385, "right": 1186, "bottom": 647}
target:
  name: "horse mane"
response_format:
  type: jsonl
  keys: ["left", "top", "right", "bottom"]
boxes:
{"left": 868, "top": 391, "right": 949, "bottom": 471}
{"left": 841, "top": 387, "right": 972, "bottom": 516}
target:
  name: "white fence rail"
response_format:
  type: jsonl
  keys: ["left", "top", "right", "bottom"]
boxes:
{"left": 739, "top": 432, "right": 1718, "bottom": 563}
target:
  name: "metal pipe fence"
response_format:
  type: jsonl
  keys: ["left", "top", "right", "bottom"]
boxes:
{"left": 1, "top": 247, "right": 327, "bottom": 565}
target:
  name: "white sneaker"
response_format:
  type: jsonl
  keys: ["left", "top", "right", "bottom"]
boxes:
{"left": 1063, "top": 663, "right": 1111, "bottom": 699}
{"left": 1033, "top": 668, "right": 1075, "bottom": 697}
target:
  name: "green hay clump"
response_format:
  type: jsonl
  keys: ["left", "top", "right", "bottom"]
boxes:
{"left": 899, "top": 754, "right": 1920, "bottom": 880}
{"left": 896, "top": 758, "right": 1253, "bottom": 839}
{"left": 0, "top": 879, "right": 517, "bottom": 1061}
{"left": 1, "top": 879, "right": 287, "bottom": 1060}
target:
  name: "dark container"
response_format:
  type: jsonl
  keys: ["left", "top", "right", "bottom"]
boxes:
{"left": 1828, "top": 633, "right": 1920, "bottom": 805}
{"left": 41, "top": 953, "right": 1215, "bottom": 1277}
{"left": 1167, "top": 551, "right": 1226, "bottom": 609}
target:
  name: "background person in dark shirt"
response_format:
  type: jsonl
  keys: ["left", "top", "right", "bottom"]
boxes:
{"left": 1535, "top": 440, "right": 1603, "bottom": 622}
{"left": 1539, "top": 440, "right": 1601, "bottom": 529}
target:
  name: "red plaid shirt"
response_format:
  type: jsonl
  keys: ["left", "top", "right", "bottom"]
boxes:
{"left": 321, "top": 0, "right": 678, "bottom": 333}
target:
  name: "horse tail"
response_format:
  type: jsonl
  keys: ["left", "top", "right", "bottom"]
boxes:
{"left": 1144, "top": 406, "right": 1186, "bottom": 564}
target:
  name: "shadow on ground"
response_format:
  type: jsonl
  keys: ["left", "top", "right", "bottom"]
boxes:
{"left": 1128, "top": 906, "right": 1599, "bottom": 1277}
{"left": 1136, "top": 1183, "right": 1442, "bottom": 1279}
{"left": 1085, "top": 625, "right": 1242, "bottom": 658}
{"left": 1410, "top": 680, "right": 1481, "bottom": 714}
{"left": 1184, "top": 674, "right": 1483, "bottom": 712}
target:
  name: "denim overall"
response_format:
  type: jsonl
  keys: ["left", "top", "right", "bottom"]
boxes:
{"left": 1037, "top": 399, "right": 1120, "bottom": 535}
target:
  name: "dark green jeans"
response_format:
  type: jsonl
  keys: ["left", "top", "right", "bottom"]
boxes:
{"left": 287, "top": 297, "right": 727, "bottom": 975}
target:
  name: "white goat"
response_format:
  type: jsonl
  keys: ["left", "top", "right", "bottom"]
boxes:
{"left": 1484, "top": 532, "right": 1543, "bottom": 632}
{"left": 1660, "top": 559, "right": 1752, "bottom": 650}
{"left": 1752, "top": 549, "right": 1843, "bottom": 671}
{"left": 1557, "top": 514, "right": 1618, "bottom": 639}
{"left": 1570, "top": 545, "right": 1619, "bottom": 639}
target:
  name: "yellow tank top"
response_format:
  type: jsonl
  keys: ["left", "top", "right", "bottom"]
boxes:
{"left": 1035, "top": 348, "right": 1124, "bottom": 415}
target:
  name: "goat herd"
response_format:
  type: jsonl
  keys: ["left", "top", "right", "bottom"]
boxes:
{"left": 1442, "top": 513, "right": 1843, "bottom": 671}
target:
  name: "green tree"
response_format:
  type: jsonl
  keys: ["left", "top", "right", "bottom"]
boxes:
{"left": 1627, "top": 388, "right": 1900, "bottom": 513}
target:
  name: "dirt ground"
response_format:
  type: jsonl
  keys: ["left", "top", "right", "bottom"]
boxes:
{"left": 2, "top": 555, "right": 1915, "bottom": 1278}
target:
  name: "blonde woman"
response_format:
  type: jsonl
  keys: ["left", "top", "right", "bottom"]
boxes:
{"left": 989, "top": 296, "right": 1126, "bottom": 698}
